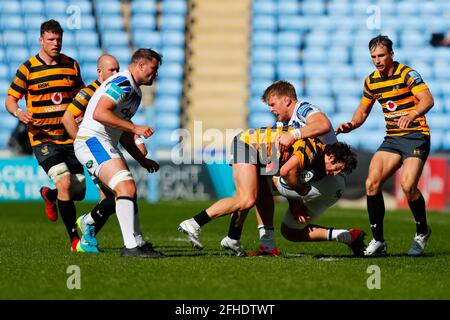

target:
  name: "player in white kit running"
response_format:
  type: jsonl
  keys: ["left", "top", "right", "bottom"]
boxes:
{"left": 74, "top": 48, "right": 162, "bottom": 258}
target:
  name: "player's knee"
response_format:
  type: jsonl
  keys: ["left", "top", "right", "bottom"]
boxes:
{"left": 55, "top": 174, "right": 72, "bottom": 193}
{"left": 365, "top": 177, "right": 381, "bottom": 195}
{"left": 237, "top": 195, "right": 256, "bottom": 211}
{"left": 71, "top": 174, "right": 86, "bottom": 201}
{"left": 108, "top": 170, "right": 135, "bottom": 196}
{"left": 281, "top": 223, "right": 304, "bottom": 242}
{"left": 400, "top": 180, "right": 417, "bottom": 199}
{"left": 48, "top": 163, "right": 71, "bottom": 188}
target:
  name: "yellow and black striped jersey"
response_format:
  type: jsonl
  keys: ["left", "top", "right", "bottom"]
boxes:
{"left": 360, "top": 61, "right": 429, "bottom": 136}
{"left": 7, "top": 54, "right": 84, "bottom": 146}
{"left": 66, "top": 79, "right": 100, "bottom": 121}
{"left": 239, "top": 126, "right": 325, "bottom": 166}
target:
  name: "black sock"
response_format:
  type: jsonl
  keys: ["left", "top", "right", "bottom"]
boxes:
{"left": 193, "top": 210, "right": 211, "bottom": 227}
{"left": 367, "top": 193, "right": 385, "bottom": 242}
{"left": 90, "top": 198, "right": 116, "bottom": 235}
{"left": 408, "top": 194, "right": 428, "bottom": 235}
{"left": 227, "top": 213, "right": 243, "bottom": 240}
{"left": 47, "top": 188, "right": 58, "bottom": 202}
{"left": 57, "top": 199, "right": 79, "bottom": 241}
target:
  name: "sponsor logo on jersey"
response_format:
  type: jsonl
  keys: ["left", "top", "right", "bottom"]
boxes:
{"left": 38, "top": 82, "right": 50, "bottom": 89}
{"left": 51, "top": 92, "right": 63, "bottom": 105}
{"left": 40, "top": 145, "right": 49, "bottom": 155}
{"left": 86, "top": 160, "right": 93, "bottom": 169}
{"left": 299, "top": 169, "right": 315, "bottom": 184}
{"left": 386, "top": 100, "right": 397, "bottom": 112}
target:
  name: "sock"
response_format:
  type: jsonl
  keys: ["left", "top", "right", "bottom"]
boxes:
{"left": 91, "top": 198, "right": 116, "bottom": 235}
{"left": 408, "top": 194, "right": 428, "bottom": 235}
{"left": 327, "top": 228, "right": 352, "bottom": 243}
{"left": 193, "top": 210, "right": 211, "bottom": 227}
{"left": 57, "top": 199, "right": 79, "bottom": 242}
{"left": 227, "top": 213, "right": 243, "bottom": 240}
{"left": 47, "top": 188, "right": 58, "bottom": 202}
{"left": 116, "top": 196, "right": 138, "bottom": 249}
{"left": 258, "top": 225, "right": 275, "bottom": 249}
{"left": 367, "top": 193, "right": 385, "bottom": 242}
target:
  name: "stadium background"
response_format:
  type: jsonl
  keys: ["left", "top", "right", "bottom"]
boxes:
{"left": 0, "top": 0, "right": 449, "bottom": 212}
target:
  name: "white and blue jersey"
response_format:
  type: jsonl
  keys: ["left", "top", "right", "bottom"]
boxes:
{"left": 277, "top": 100, "right": 337, "bottom": 145}
{"left": 75, "top": 70, "right": 142, "bottom": 176}
{"left": 78, "top": 70, "right": 142, "bottom": 145}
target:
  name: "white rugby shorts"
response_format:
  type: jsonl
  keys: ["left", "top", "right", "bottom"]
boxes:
{"left": 74, "top": 136, "right": 124, "bottom": 177}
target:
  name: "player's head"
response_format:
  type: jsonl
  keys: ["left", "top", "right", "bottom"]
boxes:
{"left": 39, "top": 19, "right": 63, "bottom": 59}
{"left": 130, "top": 48, "right": 162, "bottom": 86}
{"left": 97, "top": 54, "right": 120, "bottom": 83}
{"left": 368, "top": 35, "right": 394, "bottom": 74}
{"left": 262, "top": 80, "right": 298, "bottom": 122}
{"left": 323, "top": 142, "right": 357, "bottom": 176}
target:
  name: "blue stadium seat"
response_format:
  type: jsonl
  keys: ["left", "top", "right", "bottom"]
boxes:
{"left": 131, "top": 0, "right": 156, "bottom": 15}
{"left": 252, "top": 47, "right": 276, "bottom": 63}
{"left": 98, "top": 15, "right": 125, "bottom": 31}
{"left": 160, "top": 31, "right": 185, "bottom": 47}
{"left": 131, "top": 14, "right": 156, "bottom": 30}
{"left": 327, "top": 46, "right": 349, "bottom": 64}
{"left": 96, "top": 1, "right": 121, "bottom": 15}
{"left": 302, "top": 0, "right": 325, "bottom": 16}
{"left": 0, "top": 114, "right": 18, "bottom": 131}
{"left": 75, "top": 31, "right": 98, "bottom": 47}
{"left": 160, "top": 14, "right": 186, "bottom": 31}
{"left": 21, "top": 0, "right": 45, "bottom": 15}
{"left": 305, "top": 79, "right": 330, "bottom": 97}
{"left": 102, "top": 31, "right": 128, "bottom": 48}
{"left": 253, "top": 0, "right": 277, "bottom": 15}
{"left": 332, "top": 79, "right": 360, "bottom": 97}
{"left": 0, "top": 65, "right": 9, "bottom": 80}
{"left": 62, "top": 46, "right": 78, "bottom": 60}
{"left": 277, "top": 31, "right": 303, "bottom": 47}
{"left": 396, "top": 2, "right": 421, "bottom": 16}
{"left": 307, "top": 96, "right": 334, "bottom": 114}
{"left": 5, "top": 46, "right": 30, "bottom": 64}
{"left": 443, "top": 132, "right": 450, "bottom": 150}
{"left": 160, "top": 46, "right": 184, "bottom": 63}
{"left": 277, "top": 63, "right": 303, "bottom": 80}
{"left": 331, "top": 29, "right": 354, "bottom": 48}
{"left": 277, "top": 47, "right": 300, "bottom": 62}
{"left": 152, "top": 129, "right": 180, "bottom": 149}
{"left": 328, "top": 1, "right": 352, "bottom": 16}
{"left": 328, "top": 64, "right": 354, "bottom": 80}
{"left": 278, "top": 0, "right": 301, "bottom": 15}
{"left": 105, "top": 46, "right": 130, "bottom": 66}
{"left": 78, "top": 47, "right": 102, "bottom": 63}
{"left": 303, "top": 47, "right": 327, "bottom": 63}
{"left": 0, "top": 15, "right": 23, "bottom": 30}
{"left": 161, "top": 0, "right": 187, "bottom": 15}
{"left": 251, "top": 63, "right": 275, "bottom": 79}
{"left": 252, "top": 31, "right": 277, "bottom": 47}
{"left": 156, "top": 79, "right": 183, "bottom": 97}
{"left": 253, "top": 15, "right": 277, "bottom": 31}
{"left": 278, "top": 16, "right": 311, "bottom": 32}
{"left": 400, "top": 31, "right": 427, "bottom": 47}
{"left": 67, "top": 0, "right": 92, "bottom": 15}
{"left": 248, "top": 112, "right": 275, "bottom": 128}
{"left": 133, "top": 31, "right": 161, "bottom": 48}
{"left": 158, "top": 63, "right": 184, "bottom": 80}
{"left": 0, "top": 49, "right": 5, "bottom": 64}
{"left": 155, "top": 112, "right": 180, "bottom": 130}
{"left": 3, "top": 31, "right": 26, "bottom": 46}
{"left": 153, "top": 97, "right": 181, "bottom": 113}
{"left": 1, "top": 1, "right": 21, "bottom": 14}
{"left": 335, "top": 96, "right": 360, "bottom": 114}
{"left": 305, "top": 31, "right": 329, "bottom": 48}
{"left": 303, "top": 64, "right": 330, "bottom": 80}
{"left": 250, "top": 79, "right": 272, "bottom": 97}
{"left": 248, "top": 97, "right": 268, "bottom": 113}
{"left": 23, "top": 15, "right": 46, "bottom": 30}
{"left": 352, "top": 1, "right": 372, "bottom": 16}
{"left": 45, "top": 0, "right": 67, "bottom": 15}
{"left": 81, "top": 63, "right": 98, "bottom": 82}
{"left": 0, "top": 81, "right": 10, "bottom": 95}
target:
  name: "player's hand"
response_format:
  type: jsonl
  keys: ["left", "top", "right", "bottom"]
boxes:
{"left": 133, "top": 125, "right": 154, "bottom": 138}
{"left": 335, "top": 121, "right": 354, "bottom": 135}
{"left": 397, "top": 113, "right": 416, "bottom": 129}
{"left": 17, "top": 109, "right": 33, "bottom": 124}
{"left": 278, "top": 133, "right": 295, "bottom": 154}
{"left": 140, "top": 158, "right": 160, "bottom": 173}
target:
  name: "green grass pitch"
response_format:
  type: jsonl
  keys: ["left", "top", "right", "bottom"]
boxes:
{"left": 0, "top": 201, "right": 449, "bottom": 300}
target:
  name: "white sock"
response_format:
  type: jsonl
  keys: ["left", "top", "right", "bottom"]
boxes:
{"left": 327, "top": 228, "right": 352, "bottom": 243}
{"left": 133, "top": 213, "right": 147, "bottom": 246}
{"left": 116, "top": 197, "right": 138, "bottom": 249}
{"left": 258, "top": 224, "right": 275, "bottom": 249}
{"left": 84, "top": 213, "right": 95, "bottom": 225}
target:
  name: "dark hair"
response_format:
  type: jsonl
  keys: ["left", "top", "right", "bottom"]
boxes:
{"left": 131, "top": 48, "right": 163, "bottom": 66}
{"left": 40, "top": 19, "right": 63, "bottom": 36}
{"left": 368, "top": 35, "right": 393, "bottom": 52}
{"left": 261, "top": 80, "right": 297, "bottom": 103}
{"left": 324, "top": 142, "right": 357, "bottom": 174}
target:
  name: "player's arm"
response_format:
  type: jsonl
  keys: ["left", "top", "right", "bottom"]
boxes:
{"left": 279, "top": 112, "right": 331, "bottom": 153}
{"left": 336, "top": 101, "right": 375, "bottom": 134}
{"left": 119, "top": 132, "right": 159, "bottom": 173}
{"left": 61, "top": 111, "right": 79, "bottom": 139}
{"left": 279, "top": 152, "right": 310, "bottom": 196}
{"left": 398, "top": 89, "right": 434, "bottom": 129}
{"left": 93, "top": 96, "right": 154, "bottom": 138}
{"left": 5, "top": 95, "right": 33, "bottom": 124}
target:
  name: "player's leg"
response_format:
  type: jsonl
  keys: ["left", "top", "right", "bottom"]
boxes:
{"left": 179, "top": 163, "right": 259, "bottom": 250}
{"left": 97, "top": 158, "right": 161, "bottom": 258}
{"left": 364, "top": 150, "right": 402, "bottom": 256}
{"left": 401, "top": 157, "right": 432, "bottom": 255}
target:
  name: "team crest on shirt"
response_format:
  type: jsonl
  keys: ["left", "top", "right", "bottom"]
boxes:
{"left": 86, "top": 160, "right": 93, "bottom": 169}
{"left": 110, "top": 148, "right": 118, "bottom": 154}
{"left": 51, "top": 92, "right": 63, "bottom": 105}
{"left": 40, "top": 146, "right": 49, "bottom": 155}
{"left": 386, "top": 100, "right": 397, "bottom": 111}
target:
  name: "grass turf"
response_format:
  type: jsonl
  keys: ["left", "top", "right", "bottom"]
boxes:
{"left": 0, "top": 200, "right": 449, "bottom": 300}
